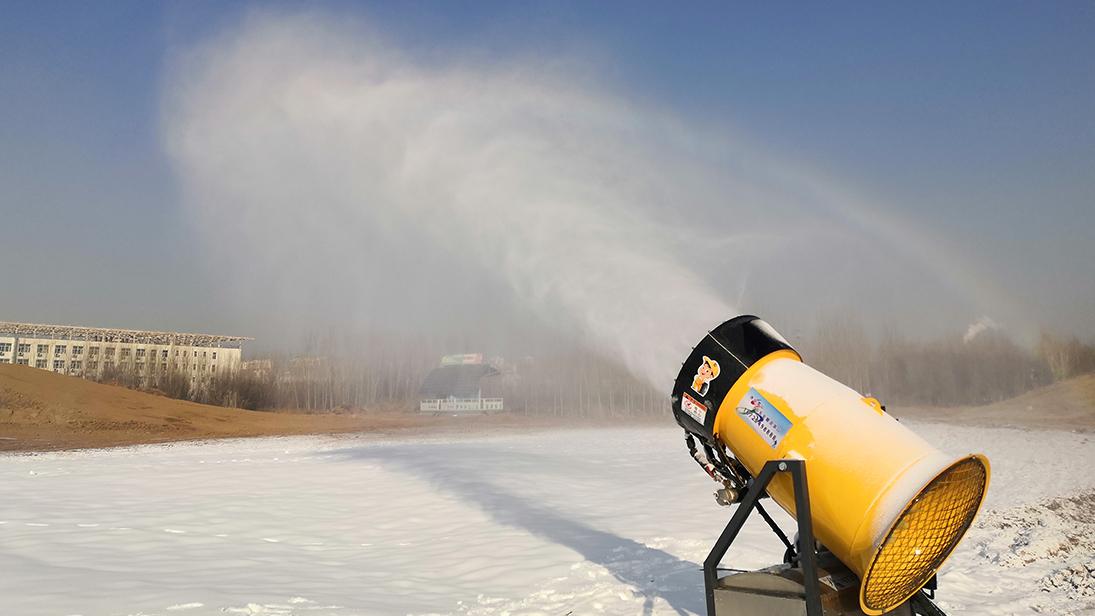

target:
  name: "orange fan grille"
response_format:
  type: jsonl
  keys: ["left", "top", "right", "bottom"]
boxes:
{"left": 861, "top": 456, "right": 988, "bottom": 613}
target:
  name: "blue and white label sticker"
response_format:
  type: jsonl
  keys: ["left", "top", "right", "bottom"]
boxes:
{"left": 734, "top": 388, "right": 792, "bottom": 449}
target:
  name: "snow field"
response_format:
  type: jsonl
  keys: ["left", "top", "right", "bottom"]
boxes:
{"left": 0, "top": 423, "right": 1091, "bottom": 615}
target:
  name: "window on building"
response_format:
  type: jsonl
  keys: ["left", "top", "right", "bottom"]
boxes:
{"left": 72, "top": 346, "right": 84, "bottom": 356}
{"left": 212, "top": 352, "right": 217, "bottom": 360}
{"left": 54, "top": 345, "right": 67, "bottom": 357}
{"left": 16, "top": 358, "right": 28, "bottom": 366}
{"left": 37, "top": 344, "right": 48, "bottom": 356}
{"left": 211, "top": 365, "right": 217, "bottom": 373}
{"left": 161, "top": 362, "right": 168, "bottom": 372}
{"left": 104, "top": 361, "right": 114, "bottom": 370}
{"left": 193, "top": 351, "right": 198, "bottom": 357}
{"left": 70, "top": 360, "right": 81, "bottom": 370}
{"left": 17, "top": 343, "right": 30, "bottom": 354}
{"left": 120, "top": 348, "right": 130, "bottom": 358}
{"left": 0, "top": 342, "right": 11, "bottom": 354}
{"left": 89, "top": 347, "right": 99, "bottom": 357}
{"left": 105, "top": 348, "right": 115, "bottom": 357}
{"left": 53, "top": 360, "right": 64, "bottom": 371}
{"left": 203, "top": 351, "right": 207, "bottom": 358}
{"left": 161, "top": 350, "right": 168, "bottom": 359}
{"left": 175, "top": 350, "right": 179, "bottom": 357}
{"left": 35, "top": 359, "right": 47, "bottom": 369}
{"left": 136, "top": 348, "right": 146, "bottom": 358}
{"left": 88, "top": 361, "right": 98, "bottom": 370}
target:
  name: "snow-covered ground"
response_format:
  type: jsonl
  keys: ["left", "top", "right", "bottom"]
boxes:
{"left": 1, "top": 423, "right": 1092, "bottom": 616}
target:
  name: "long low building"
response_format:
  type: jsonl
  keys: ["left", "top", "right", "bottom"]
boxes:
{"left": 0, "top": 321, "right": 251, "bottom": 386}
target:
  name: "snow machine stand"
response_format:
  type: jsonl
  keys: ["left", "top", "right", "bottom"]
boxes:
{"left": 671, "top": 316, "right": 990, "bottom": 616}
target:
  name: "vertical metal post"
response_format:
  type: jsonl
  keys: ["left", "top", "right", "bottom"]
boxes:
{"left": 787, "top": 459, "right": 823, "bottom": 616}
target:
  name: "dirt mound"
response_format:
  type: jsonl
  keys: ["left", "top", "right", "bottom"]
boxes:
{"left": 0, "top": 364, "right": 431, "bottom": 451}
{"left": 892, "top": 373, "right": 1095, "bottom": 432}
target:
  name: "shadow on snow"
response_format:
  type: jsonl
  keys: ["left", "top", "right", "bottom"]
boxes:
{"left": 330, "top": 442, "right": 704, "bottom": 615}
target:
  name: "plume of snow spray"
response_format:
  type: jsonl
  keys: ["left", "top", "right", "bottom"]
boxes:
{"left": 164, "top": 13, "right": 735, "bottom": 388}
{"left": 163, "top": 11, "right": 1017, "bottom": 388}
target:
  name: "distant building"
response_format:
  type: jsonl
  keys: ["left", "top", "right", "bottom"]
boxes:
{"left": 0, "top": 321, "right": 251, "bottom": 388}
{"left": 418, "top": 353, "right": 503, "bottom": 414}
{"left": 241, "top": 358, "right": 274, "bottom": 380}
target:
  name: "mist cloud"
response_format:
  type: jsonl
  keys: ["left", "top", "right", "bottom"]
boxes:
{"left": 163, "top": 11, "right": 1014, "bottom": 387}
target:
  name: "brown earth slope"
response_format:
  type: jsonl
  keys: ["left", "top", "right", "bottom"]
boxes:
{"left": 0, "top": 364, "right": 449, "bottom": 451}
{"left": 3, "top": 363, "right": 1092, "bottom": 452}
{"left": 891, "top": 373, "right": 1095, "bottom": 432}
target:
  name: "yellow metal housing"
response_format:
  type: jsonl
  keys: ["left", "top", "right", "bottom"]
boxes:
{"left": 712, "top": 350, "right": 990, "bottom": 615}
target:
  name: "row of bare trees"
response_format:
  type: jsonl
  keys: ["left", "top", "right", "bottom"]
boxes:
{"left": 89, "top": 320, "right": 1093, "bottom": 414}
{"left": 801, "top": 315, "right": 1093, "bottom": 407}
{"left": 1037, "top": 332, "right": 1095, "bottom": 381}
{"left": 232, "top": 346, "right": 667, "bottom": 417}
{"left": 88, "top": 335, "right": 667, "bottom": 416}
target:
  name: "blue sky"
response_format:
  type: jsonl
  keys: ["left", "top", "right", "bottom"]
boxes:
{"left": 1, "top": 1, "right": 1092, "bottom": 342}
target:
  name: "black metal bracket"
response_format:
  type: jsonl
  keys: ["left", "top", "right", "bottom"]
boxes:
{"left": 703, "top": 458, "right": 822, "bottom": 616}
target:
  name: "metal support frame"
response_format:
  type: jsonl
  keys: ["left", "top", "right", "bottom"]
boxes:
{"left": 703, "top": 459, "right": 822, "bottom": 616}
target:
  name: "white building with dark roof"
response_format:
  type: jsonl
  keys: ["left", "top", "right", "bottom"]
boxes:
{"left": 0, "top": 321, "right": 251, "bottom": 387}
{"left": 418, "top": 354, "right": 503, "bottom": 414}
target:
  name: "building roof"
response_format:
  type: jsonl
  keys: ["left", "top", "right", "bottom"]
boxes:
{"left": 419, "top": 364, "right": 499, "bottom": 399}
{"left": 0, "top": 321, "right": 252, "bottom": 348}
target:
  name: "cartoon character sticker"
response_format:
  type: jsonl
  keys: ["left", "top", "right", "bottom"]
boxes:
{"left": 691, "top": 356, "right": 720, "bottom": 396}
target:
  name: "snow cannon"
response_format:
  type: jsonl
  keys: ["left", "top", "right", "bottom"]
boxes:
{"left": 673, "top": 315, "right": 989, "bottom": 616}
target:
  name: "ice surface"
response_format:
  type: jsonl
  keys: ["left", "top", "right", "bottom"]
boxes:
{"left": 1, "top": 423, "right": 1092, "bottom": 615}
